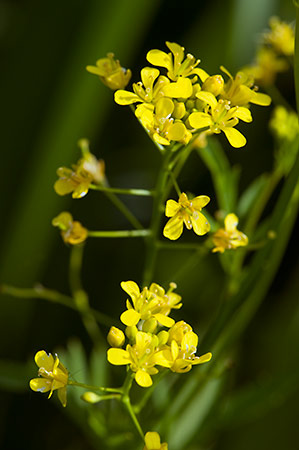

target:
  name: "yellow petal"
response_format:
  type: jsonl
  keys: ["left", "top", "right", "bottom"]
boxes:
{"left": 135, "top": 370, "right": 152, "bottom": 387}
{"left": 166, "top": 41, "right": 184, "bottom": 62}
{"left": 224, "top": 213, "right": 238, "bottom": 232}
{"left": 146, "top": 49, "right": 172, "bottom": 71}
{"left": 231, "top": 107, "right": 252, "bottom": 123}
{"left": 167, "top": 122, "right": 186, "bottom": 141}
{"left": 54, "top": 179, "right": 74, "bottom": 196}
{"left": 193, "top": 352, "right": 212, "bottom": 364}
{"left": 35, "top": 350, "right": 54, "bottom": 371}
{"left": 188, "top": 112, "right": 213, "bottom": 129}
{"left": 30, "top": 378, "right": 52, "bottom": 393}
{"left": 192, "top": 67, "right": 210, "bottom": 81}
{"left": 190, "top": 212, "right": 210, "bottom": 236}
{"left": 190, "top": 195, "right": 210, "bottom": 210}
{"left": 196, "top": 91, "right": 218, "bottom": 109}
{"left": 107, "top": 348, "right": 130, "bottom": 365}
{"left": 165, "top": 199, "right": 180, "bottom": 217}
{"left": 163, "top": 215, "right": 184, "bottom": 240}
{"left": 171, "top": 340, "right": 179, "bottom": 360}
{"left": 121, "top": 280, "right": 140, "bottom": 300}
{"left": 114, "top": 90, "right": 140, "bottom": 105}
{"left": 154, "top": 314, "right": 174, "bottom": 328}
{"left": 162, "top": 77, "right": 193, "bottom": 99}
{"left": 57, "top": 387, "right": 67, "bottom": 407}
{"left": 252, "top": 91, "right": 272, "bottom": 106}
{"left": 181, "top": 331, "right": 198, "bottom": 349}
{"left": 221, "top": 127, "right": 247, "bottom": 148}
{"left": 153, "top": 133, "right": 170, "bottom": 146}
{"left": 155, "top": 97, "right": 174, "bottom": 118}
{"left": 140, "top": 67, "right": 160, "bottom": 90}
{"left": 120, "top": 309, "right": 141, "bottom": 326}
{"left": 144, "top": 431, "right": 161, "bottom": 449}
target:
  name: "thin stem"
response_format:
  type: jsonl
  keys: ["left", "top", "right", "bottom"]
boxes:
{"left": 103, "top": 189, "right": 144, "bottom": 230}
{"left": 68, "top": 380, "right": 123, "bottom": 394}
{"left": 90, "top": 184, "right": 154, "bottom": 197}
{"left": 88, "top": 229, "right": 151, "bottom": 238}
{"left": 1, "top": 284, "right": 115, "bottom": 327}
{"left": 168, "top": 170, "right": 182, "bottom": 196}
{"left": 265, "top": 84, "right": 293, "bottom": 110}
{"left": 69, "top": 245, "right": 103, "bottom": 345}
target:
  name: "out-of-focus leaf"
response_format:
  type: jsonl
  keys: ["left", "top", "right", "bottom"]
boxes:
{"left": 237, "top": 174, "right": 269, "bottom": 219}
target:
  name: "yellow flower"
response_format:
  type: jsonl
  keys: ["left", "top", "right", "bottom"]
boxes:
{"left": 243, "top": 47, "right": 289, "bottom": 87}
{"left": 107, "top": 326, "right": 125, "bottom": 348}
{"left": 120, "top": 281, "right": 182, "bottom": 328}
{"left": 219, "top": 66, "right": 271, "bottom": 107}
{"left": 263, "top": 17, "right": 294, "bottom": 56}
{"left": 146, "top": 41, "right": 206, "bottom": 82}
{"left": 212, "top": 213, "right": 248, "bottom": 253}
{"left": 52, "top": 212, "right": 88, "bottom": 245}
{"left": 29, "top": 350, "right": 68, "bottom": 407}
{"left": 86, "top": 53, "right": 132, "bottom": 90}
{"left": 143, "top": 432, "right": 168, "bottom": 450}
{"left": 107, "top": 331, "right": 171, "bottom": 387}
{"left": 189, "top": 92, "right": 252, "bottom": 148}
{"left": 155, "top": 330, "right": 212, "bottom": 373}
{"left": 54, "top": 148, "right": 105, "bottom": 199}
{"left": 163, "top": 192, "right": 210, "bottom": 240}
{"left": 269, "top": 106, "right": 299, "bottom": 141}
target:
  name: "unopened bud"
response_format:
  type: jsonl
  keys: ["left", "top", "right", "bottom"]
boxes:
{"left": 107, "top": 326, "right": 125, "bottom": 348}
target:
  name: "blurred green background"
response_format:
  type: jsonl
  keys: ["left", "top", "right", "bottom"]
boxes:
{"left": 0, "top": 0, "right": 298, "bottom": 449}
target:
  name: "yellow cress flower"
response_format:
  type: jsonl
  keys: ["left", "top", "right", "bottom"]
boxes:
{"left": 219, "top": 66, "right": 271, "bottom": 107}
{"left": 243, "top": 47, "right": 289, "bottom": 87}
{"left": 107, "top": 326, "right": 125, "bottom": 348}
{"left": 269, "top": 106, "right": 299, "bottom": 142}
{"left": 155, "top": 329, "right": 212, "bottom": 373}
{"left": 107, "top": 331, "right": 171, "bottom": 387}
{"left": 29, "top": 350, "right": 68, "bottom": 407}
{"left": 146, "top": 41, "right": 206, "bottom": 82}
{"left": 143, "top": 431, "right": 168, "bottom": 450}
{"left": 52, "top": 212, "right": 88, "bottom": 245}
{"left": 163, "top": 192, "right": 210, "bottom": 240}
{"left": 263, "top": 17, "right": 295, "bottom": 56}
{"left": 189, "top": 92, "right": 253, "bottom": 148}
{"left": 54, "top": 147, "right": 105, "bottom": 199}
{"left": 120, "top": 281, "right": 182, "bottom": 328}
{"left": 86, "top": 52, "right": 132, "bottom": 90}
{"left": 212, "top": 213, "right": 248, "bottom": 253}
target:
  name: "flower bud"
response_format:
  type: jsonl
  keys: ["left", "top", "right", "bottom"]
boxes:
{"left": 202, "top": 75, "right": 224, "bottom": 96}
{"left": 107, "top": 326, "right": 125, "bottom": 348}
{"left": 142, "top": 318, "right": 158, "bottom": 334}
{"left": 125, "top": 325, "right": 138, "bottom": 341}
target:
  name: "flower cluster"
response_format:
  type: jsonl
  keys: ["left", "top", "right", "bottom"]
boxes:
{"left": 243, "top": 17, "right": 294, "bottom": 86}
{"left": 54, "top": 139, "right": 105, "bottom": 199}
{"left": 30, "top": 350, "right": 69, "bottom": 407}
{"left": 212, "top": 213, "right": 248, "bottom": 253}
{"left": 113, "top": 41, "right": 270, "bottom": 148}
{"left": 107, "top": 280, "right": 212, "bottom": 387}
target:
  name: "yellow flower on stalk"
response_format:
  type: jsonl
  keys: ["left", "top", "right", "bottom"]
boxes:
{"left": 52, "top": 212, "right": 88, "bottom": 245}
{"left": 107, "top": 331, "right": 171, "bottom": 387}
{"left": 143, "top": 431, "right": 168, "bottom": 450}
{"left": 263, "top": 16, "right": 294, "bottom": 56}
{"left": 29, "top": 350, "right": 68, "bottom": 407}
{"left": 220, "top": 66, "right": 271, "bottom": 107}
{"left": 54, "top": 151, "right": 105, "bottom": 199}
{"left": 269, "top": 106, "right": 299, "bottom": 141}
{"left": 86, "top": 53, "right": 132, "bottom": 90}
{"left": 146, "top": 41, "right": 206, "bottom": 82}
{"left": 163, "top": 192, "right": 210, "bottom": 240}
{"left": 189, "top": 92, "right": 253, "bottom": 148}
{"left": 243, "top": 47, "right": 289, "bottom": 87}
{"left": 120, "top": 280, "right": 182, "bottom": 328}
{"left": 212, "top": 213, "right": 248, "bottom": 253}
{"left": 155, "top": 330, "right": 212, "bottom": 373}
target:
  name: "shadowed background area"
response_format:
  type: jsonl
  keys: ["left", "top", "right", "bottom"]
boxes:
{"left": 0, "top": 0, "right": 298, "bottom": 449}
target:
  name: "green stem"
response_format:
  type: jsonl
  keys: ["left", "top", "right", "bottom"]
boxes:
{"left": 142, "top": 150, "right": 173, "bottom": 285}
{"left": 0, "top": 284, "right": 115, "bottom": 327}
{"left": 103, "top": 189, "right": 144, "bottom": 230}
{"left": 69, "top": 245, "right": 103, "bottom": 345}
{"left": 265, "top": 84, "right": 293, "bottom": 110}
{"left": 90, "top": 184, "right": 154, "bottom": 197}
{"left": 68, "top": 380, "right": 123, "bottom": 394}
{"left": 88, "top": 229, "right": 151, "bottom": 238}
